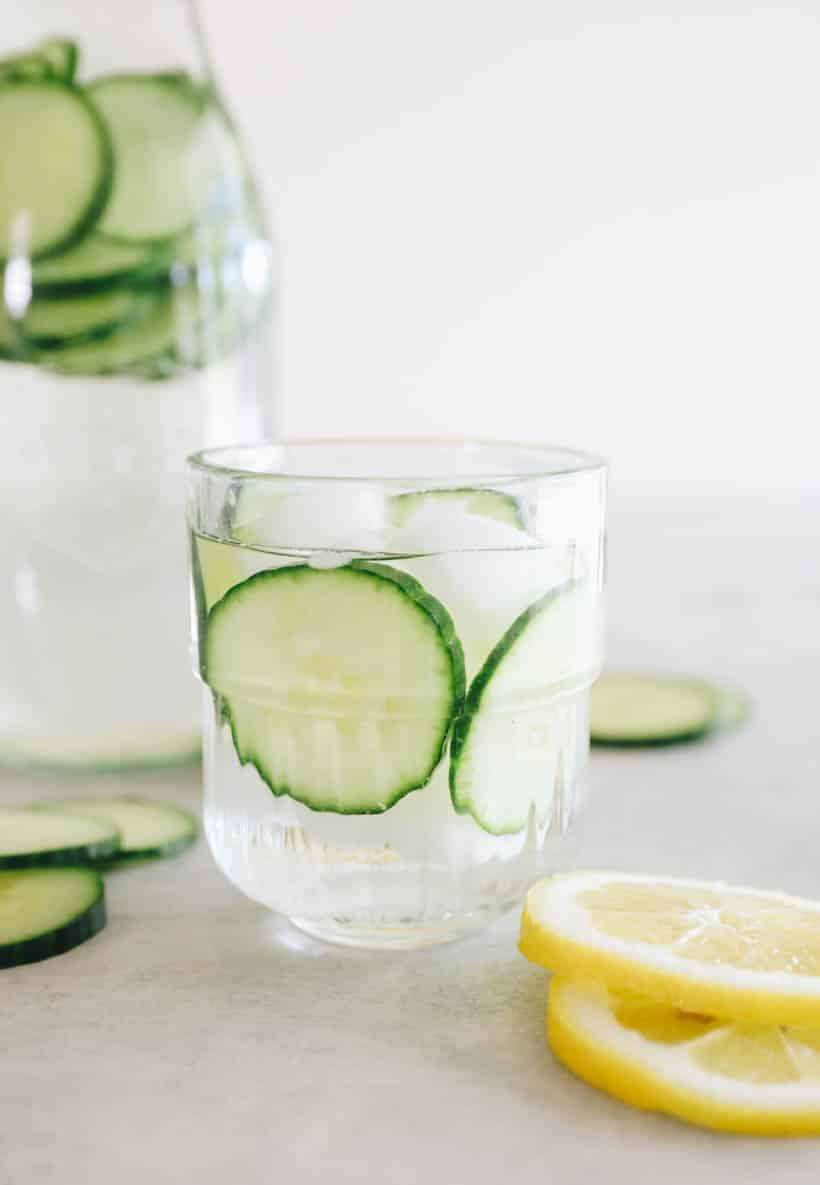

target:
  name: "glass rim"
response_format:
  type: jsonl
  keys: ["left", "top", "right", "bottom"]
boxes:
{"left": 187, "top": 436, "right": 607, "bottom": 486}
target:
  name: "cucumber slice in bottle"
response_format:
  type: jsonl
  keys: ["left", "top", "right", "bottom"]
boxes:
{"left": 590, "top": 673, "right": 721, "bottom": 746}
{"left": 0, "top": 39, "right": 78, "bottom": 84}
{"left": 89, "top": 74, "right": 242, "bottom": 244}
{"left": 31, "top": 798, "right": 197, "bottom": 861}
{"left": 42, "top": 292, "right": 176, "bottom": 376}
{"left": 31, "top": 235, "right": 164, "bottom": 298}
{"left": 450, "top": 582, "right": 593, "bottom": 835}
{"left": 0, "top": 867, "right": 105, "bottom": 969}
{"left": 18, "top": 289, "right": 153, "bottom": 348}
{"left": 390, "top": 488, "right": 526, "bottom": 530}
{"left": 0, "top": 80, "right": 112, "bottom": 262}
{"left": 39, "top": 38, "right": 79, "bottom": 83}
{"left": 0, "top": 808, "right": 119, "bottom": 869}
{"left": 203, "top": 563, "right": 466, "bottom": 814}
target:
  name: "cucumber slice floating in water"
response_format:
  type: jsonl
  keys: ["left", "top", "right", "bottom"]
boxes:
{"left": 450, "top": 582, "right": 595, "bottom": 836}
{"left": 31, "top": 234, "right": 164, "bottom": 298}
{"left": 0, "top": 867, "right": 105, "bottom": 969}
{"left": 39, "top": 38, "right": 79, "bottom": 83}
{"left": 41, "top": 292, "right": 175, "bottom": 376}
{"left": 89, "top": 74, "right": 242, "bottom": 244}
{"left": 590, "top": 673, "right": 721, "bottom": 746}
{"left": 390, "top": 488, "right": 526, "bottom": 530}
{"left": 203, "top": 563, "right": 466, "bottom": 814}
{"left": 30, "top": 798, "right": 197, "bottom": 861}
{"left": 0, "top": 39, "right": 78, "bottom": 85}
{"left": 0, "top": 80, "right": 112, "bottom": 262}
{"left": 18, "top": 289, "right": 153, "bottom": 348}
{"left": 0, "top": 808, "right": 119, "bottom": 869}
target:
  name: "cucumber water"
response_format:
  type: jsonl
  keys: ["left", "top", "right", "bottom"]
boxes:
{"left": 192, "top": 485, "right": 602, "bottom": 939}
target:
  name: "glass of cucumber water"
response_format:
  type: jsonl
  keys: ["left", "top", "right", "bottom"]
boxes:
{"left": 0, "top": 2, "right": 273, "bottom": 771}
{"left": 188, "top": 440, "right": 606, "bottom": 948}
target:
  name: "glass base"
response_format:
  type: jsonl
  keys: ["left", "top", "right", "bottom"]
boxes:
{"left": 289, "top": 902, "right": 517, "bottom": 950}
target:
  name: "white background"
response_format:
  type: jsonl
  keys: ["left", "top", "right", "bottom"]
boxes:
{"left": 201, "top": 0, "right": 820, "bottom": 492}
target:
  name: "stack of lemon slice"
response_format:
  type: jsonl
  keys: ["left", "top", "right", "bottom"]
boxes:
{"left": 520, "top": 871, "right": 820, "bottom": 1135}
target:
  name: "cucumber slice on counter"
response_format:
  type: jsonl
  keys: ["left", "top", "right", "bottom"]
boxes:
{"left": 390, "top": 488, "right": 525, "bottom": 530}
{"left": 89, "top": 74, "right": 239, "bottom": 244}
{"left": 590, "top": 673, "right": 721, "bottom": 746}
{"left": 450, "top": 582, "right": 592, "bottom": 835}
{"left": 31, "top": 235, "right": 164, "bottom": 298}
{"left": 30, "top": 798, "right": 197, "bottom": 861}
{"left": 0, "top": 80, "right": 112, "bottom": 262}
{"left": 203, "top": 563, "right": 465, "bottom": 813}
{"left": 0, "top": 808, "right": 119, "bottom": 869}
{"left": 0, "top": 867, "right": 105, "bottom": 969}
{"left": 18, "top": 288, "right": 153, "bottom": 348}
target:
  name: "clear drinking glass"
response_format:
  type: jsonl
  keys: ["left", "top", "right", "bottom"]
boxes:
{"left": 0, "top": 1, "right": 273, "bottom": 771}
{"left": 188, "top": 440, "right": 605, "bottom": 948}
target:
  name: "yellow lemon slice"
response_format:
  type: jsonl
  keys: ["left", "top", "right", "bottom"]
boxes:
{"left": 521, "top": 872, "right": 820, "bottom": 1025}
{"left": 548, "top": 978, "right": 820, "bottom": 1136}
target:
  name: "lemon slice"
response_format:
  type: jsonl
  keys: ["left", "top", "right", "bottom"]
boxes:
{"left": 548, "top": 978, "right": 820, "bottom": 1135}
{"left": 521, "top": 872, "right": 820, "bottom": 1025}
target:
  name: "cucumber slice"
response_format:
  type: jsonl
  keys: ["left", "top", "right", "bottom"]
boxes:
{"left": 0, "top": 80, "right": 112, "bottom": 262}
{"left": 590, "top": 673, "right": 721, "bottom": 746}
{"left": 0, "top": 808, "right": 119, "bottom": 869}
{"left": 193, "top": 534, "right": 285, "bottom": 613}
{"left": 390, "top": 488, "right": 526, "bottom": 530}
{"left": 0, "top": 39, "right": 78, "bottom": 85}
{"left": 31, "top": 798, "right": 197, "bottom": 861}
{"left": 90, "top": 75, "right": 242, "bottom": 244}
{"left": 450, "top": 582, "right": 592, "bottom": 835}
{"left": 0, "top": 867, "right": 105, "bottom": 969}
{"left": 18, "top": 289, "right": 153, "bottom": 348}
{"left": 203, "top": 563, "right": 466, "bottom": 814}
{"left": 40, "top": 38, "right": 79, "bottom": 83}
{"left": 41, "top": 292, "right": 176, "bottom": 376}
{"left": 31, "top": 235, "right": 163, "bottom": 298}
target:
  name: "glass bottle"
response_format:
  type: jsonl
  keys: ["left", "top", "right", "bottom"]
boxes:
{"left": 0, "top": 0, "right": 274, "bottom": 771}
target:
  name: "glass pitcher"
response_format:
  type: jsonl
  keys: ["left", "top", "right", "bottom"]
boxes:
{"left": 0, "top": 1, "right": 274, "bottom": 771}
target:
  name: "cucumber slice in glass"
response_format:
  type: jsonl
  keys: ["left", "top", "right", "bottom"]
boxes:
{"left": 89, "top": 74, "right": 243, "bottom": 244}
{"left": 193, "top": 534, "right": 285, "bottom": 613}
{"left": 390, "top": 488, "right": 526, "bottom": 530}
{"left": 30, "top": 798, "right": 197, "bottom": 861}
{"left": 590, "top": 673, "right": 721, "bottom": 746}
{"left": 450, "top": 582, "right": 593, "bottom": 835}
{"left": 0, "top": 867, "right": 105, "bottom": 969}
{"left": 0, "top": 808, "right": 119, "bottom": 869}
{"left": 0, "top": 80, "right": 112, "bottom": 262}
{"left": 203, "top": 563, "right": 466, "bottom": 814}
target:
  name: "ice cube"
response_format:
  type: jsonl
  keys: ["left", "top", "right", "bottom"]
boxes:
{"left": 234, "top": 484, "right": 388, "bottom": 552}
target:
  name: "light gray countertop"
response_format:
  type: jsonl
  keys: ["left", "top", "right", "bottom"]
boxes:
{"left": 3, "top": 490, "right": 820, "bottom": 1185}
